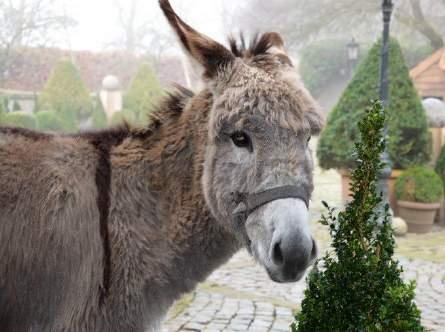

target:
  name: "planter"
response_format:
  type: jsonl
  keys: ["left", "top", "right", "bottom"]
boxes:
{"left": 340, "top": 169, "right": 403, "bottom": 214}
{"left": 397, "top": 200, "right": 440, "bottom": 233}
{"left": 339, "top": 169, "right": 353, "bottom": 203}
{"left": 387, "top": 169, "right": 403, "bottom": 216}
{"left": 434, "top": 200, "right": 445, "bottom": 226}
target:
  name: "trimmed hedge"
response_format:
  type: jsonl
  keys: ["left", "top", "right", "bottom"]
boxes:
{"left": 12, "top": 100, "right": 21, "bottom": 111}
{"left": 124, "top": 62, "right": 163, "bottom": 125}
{"left": 1, "top": 111, "right": 37, "bottom": 129}
{"left": 317, "top": 38, "right": 430, "bottom": 170}
{"left": 395, "top": 166, "right": 443, "bottom": 203}
{"left": 0, "top": 97, "right": 6, "bottom": 119}
{"left": 56, "top": 106, "right": 80, "bottom": 133}
{"left": 38, "top": 59, "right": 92, "bottom": 124}
{"left": 110, "top": 109, "right": 137, "bottom": 126}
{"left": 300, "top": 39, "right": 362, "bottom": 96}
{"left": 35, "top": 110, "right": 66, "bottom": 132}
{"left": 91, "top": 97, "right": 108, "bottom": 129}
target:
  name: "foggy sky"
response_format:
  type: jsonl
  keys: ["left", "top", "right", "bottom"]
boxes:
{"left": 60, "top": 0, "right": 227, "bottom": 52}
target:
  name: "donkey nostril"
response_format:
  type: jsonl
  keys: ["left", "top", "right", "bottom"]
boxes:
{"left": 272, "top": 241, "right": 284, "bottom": 265}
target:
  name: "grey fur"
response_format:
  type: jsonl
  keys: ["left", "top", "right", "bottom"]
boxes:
{"left": 0, "top": 1, "right": 324, "bottom": 331}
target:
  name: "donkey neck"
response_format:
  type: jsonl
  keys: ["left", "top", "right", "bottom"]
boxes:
{"left": 109, "top": 90, "right": 239, "bottom": 305}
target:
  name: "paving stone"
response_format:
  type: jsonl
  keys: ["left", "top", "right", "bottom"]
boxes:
{"left": 163, "top": 166, "right": 445, "bottom": 332}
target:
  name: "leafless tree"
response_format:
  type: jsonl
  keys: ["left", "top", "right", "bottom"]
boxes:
{"left": 0, "top": 0, "right": 75, "bottom": 82}
{"left": 108, "top": 0, "right": 177, "bottom": 62}
{"left": 395, "top": 0, "right": 444, "bottom": 49}
{"left": 227, "top": 0, "right": 445, "bottom": 52}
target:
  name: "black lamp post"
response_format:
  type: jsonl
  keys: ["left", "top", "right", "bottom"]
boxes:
{"left": 346, "top": 38, "right": 359, "bottom": 76}
{"left": 378, "top": 0, "right": 394, "bottom": 216}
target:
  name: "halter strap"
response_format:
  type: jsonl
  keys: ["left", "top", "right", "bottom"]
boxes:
{"left": 232, "top": 185, "right": 309, "bottom": 219}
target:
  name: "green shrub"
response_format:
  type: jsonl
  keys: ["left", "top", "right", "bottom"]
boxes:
{"left": 38, "top": 58, "right": 92, "bottom": 122}
{"left": 109, "top": 109, "right": 137, "bottom": 126}
{"left": 294, "top": 102, "right": 424, "bottom": 332}
{"left": 35, "top": 110, "right": 66, "bottom": 132}
{"left": 12, "top": 100, "right": 21, "bottom": 111}
{"left": 0, "top": 97, "right": 6, "bottom": 119}
{"left": 91, "top": 97, "right": 108, "bottom": 129}
{"left": 395, "top": 166, "right": 443, "bottom": 203}
{"left": 299, "top": 39, "right": 430, "bottom": 97}
{"left": 300, "top": 39, "right": 364, "bottom": 96}
{"left": 124, "top": 62, "right": 163, "bottom": 125}
{"left": 1, "top": 111, "right": 37, "bottom": 129}
{"left": 317, "top": 38, "right": 430, "bottom": 170}
{"left": 57, "top": 105, "right": 80, "bottom": 133}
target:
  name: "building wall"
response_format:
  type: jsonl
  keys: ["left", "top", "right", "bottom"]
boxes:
{"left": 413, "top": 63, "right": 445, "bottom": 100}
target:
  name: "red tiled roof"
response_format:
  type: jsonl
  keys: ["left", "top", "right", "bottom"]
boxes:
{"left": 0, "top": 47, "right": 187, "bottom": 92}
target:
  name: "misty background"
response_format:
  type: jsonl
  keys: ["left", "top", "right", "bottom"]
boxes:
{"left": 1, "top": 0, "right": 444, "bottom": 106}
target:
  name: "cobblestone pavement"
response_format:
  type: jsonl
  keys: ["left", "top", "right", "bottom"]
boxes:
{"left": 163, "top": 165, "right": 445, "bottom": 332}
{"left": 163, "top": 250, "right": 445, "bottom": 332}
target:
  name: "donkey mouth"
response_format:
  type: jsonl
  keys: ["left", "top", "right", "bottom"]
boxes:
{"left": 266, "top": 267, "right": 306, "bottom": 283}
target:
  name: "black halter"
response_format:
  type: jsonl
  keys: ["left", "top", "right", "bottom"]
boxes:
{"left": 231, "top": 185, "right": 310, "bottom": 220}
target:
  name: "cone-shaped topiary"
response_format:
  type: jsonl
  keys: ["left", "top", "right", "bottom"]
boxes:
{"left": 109, "top": 109, "right": 138, "bottom": 127}
{"left": 91, "top": 97, "right": 108, "bottom": 129}
{"left": 35, "top": 110, "right": 66, "bottom": 132}
{"left": 124, "top": 62, "right": 163, "bottom": 125}
{"left": 293, "top": 102, "right": 424, "bottom": 332}
{"left": 38, "top": 58, "right": 92, "bottom": 127}
{"left": 1, "top": 111, "right": 37, "bottom": 129}
{"left": 317, "top": 38, "right": 430, "bottom": 170}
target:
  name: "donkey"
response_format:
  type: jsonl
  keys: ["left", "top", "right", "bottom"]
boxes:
{"left": 0, "top": 1, "right": 323, "bottom": 331}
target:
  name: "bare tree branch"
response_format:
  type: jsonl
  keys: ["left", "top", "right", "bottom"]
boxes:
{"left": 227, "top": 0, "right": 444, "bottom": 52}
{"left": 405, "top": 0, "right": 444, "bottom": 49}
{"left": 0, "top": 0, "right": 75, "bottom": 82}
{"left": 109, "top": 0, "right": 177, "bottom": 60}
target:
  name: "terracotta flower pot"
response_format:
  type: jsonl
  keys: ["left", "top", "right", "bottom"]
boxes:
{"left": 435, "top": 200, "right": 445, "bottom": 226}
{"left": 397, "top": 200, "right": 440, "bottom": 233}
{"left": 339, "top": 169, "right": 403, "bottom": 215}
{"left": 339, "top": 169, "right": 353, "bottom": 203}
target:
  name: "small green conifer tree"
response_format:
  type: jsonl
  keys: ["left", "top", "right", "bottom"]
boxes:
{"left": 124, "top": 62, "right": 163, "bottom": 125}
{"left": 38, "top": 58, "right": 92, "bottom": 130}
{"left": 317, "top": 38, "right": 430, "bottom": 170}
{"left": 293, "top": 101, "right": 424, "bottom": 332}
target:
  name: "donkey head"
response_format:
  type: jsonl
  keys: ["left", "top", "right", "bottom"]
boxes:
{"left": 160, "top": 0, "right": 324, "bottom": 283}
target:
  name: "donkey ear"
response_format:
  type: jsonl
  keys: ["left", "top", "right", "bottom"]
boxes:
{"left": 258, "top": 32, "right": 287, "bottom": 56}
{"left": 160, "top": 0, "right": 235, "bottom": 79}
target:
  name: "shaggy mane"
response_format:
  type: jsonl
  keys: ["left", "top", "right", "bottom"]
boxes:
{"left": 228, "top": 32, "right": 279, "bottom": 58}
{"left": 78, "top": 84, "right": 194, "bottom": 144}
{"left": 136, "top": 83, "right": 194, "bottom": 136}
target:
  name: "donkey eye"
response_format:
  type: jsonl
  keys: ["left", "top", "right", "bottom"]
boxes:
{"left": 307, "top": 136, "right": 311, "bottom": 144}
{"left": 230, "top": 131, "right": 252, "bottom": 150}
